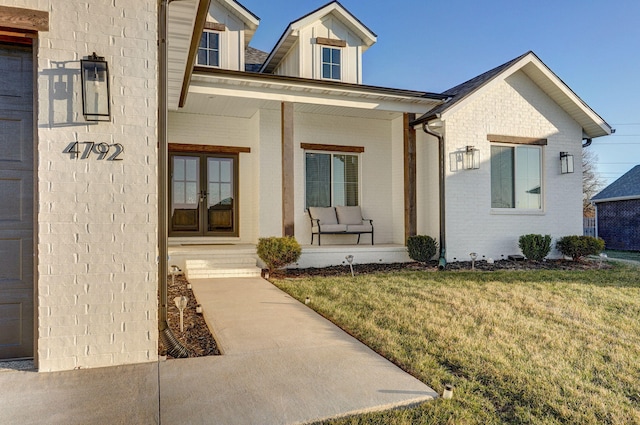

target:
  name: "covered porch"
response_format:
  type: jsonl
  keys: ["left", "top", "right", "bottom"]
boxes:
{"left": 168, "top": 242, "right": 411, "bottom": 279}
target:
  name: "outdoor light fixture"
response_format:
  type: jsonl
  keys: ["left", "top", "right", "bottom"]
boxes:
{"left": 469, "top": 252, "right": 478, "bottom": 270}
{"left": 81, "top": 52, "right": 111, "bottom": 121}
{"left": 443, "top": 384, "right": 454, "bottom": 399}
{"left": 345, "top": 255, "right": 355, "bottom": 277}
{"left": 560, "top": 152, "right": 574, "bottom": 174}
{"left": 464, "top": 146, "right": 480, "bottom": 170}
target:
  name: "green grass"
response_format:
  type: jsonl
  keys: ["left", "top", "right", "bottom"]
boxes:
{"left": 604, "top": 250, "right": 640, "bottom": 263}
{"left": 272, "top": 264, "right": 640, "bottom": 424}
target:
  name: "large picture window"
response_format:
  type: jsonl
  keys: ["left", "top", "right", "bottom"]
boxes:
{"left": 197, "top": 31, "right": 220, "bottom": 67}
{"left": 305, "top": 152, "right": 358, "bottom": 208}
{"left": 491, "top": 145, "right": 542, "bottom": 209}
{"left": 321, "top": 47, "right": 341, "bottom": 80}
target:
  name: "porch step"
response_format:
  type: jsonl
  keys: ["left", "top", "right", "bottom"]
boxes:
{"left": 184, "top": 256, "right": 262, "bottom": 279}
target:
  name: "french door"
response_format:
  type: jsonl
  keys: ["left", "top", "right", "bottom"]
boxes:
{"left": 169, "top": 153, "right": 238, "bottom": 237}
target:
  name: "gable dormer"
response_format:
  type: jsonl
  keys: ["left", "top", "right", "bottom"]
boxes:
{"left": 260, "top": 1, "right": 377, "bottom": 84}
{"left": 197, "top": 0, "right": 259, "bottom": 71}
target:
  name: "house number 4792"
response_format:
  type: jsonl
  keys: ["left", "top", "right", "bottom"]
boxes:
{"left": 63, "top": 142, "right": 124, "bottom": 161}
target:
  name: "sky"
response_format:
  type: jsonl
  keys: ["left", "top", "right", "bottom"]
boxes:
{"left": 239, "top": 0, "right": 640, "bottom": 188}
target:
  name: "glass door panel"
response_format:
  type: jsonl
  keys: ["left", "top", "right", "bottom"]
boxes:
{"left": 170, "top": 152, "right": 238, "bottom": 237}
{"left": 207, "top": 157, "right": 235, "bottom": 234}
{"left": 171, "top": 155, "right": 200, "bottom": 232}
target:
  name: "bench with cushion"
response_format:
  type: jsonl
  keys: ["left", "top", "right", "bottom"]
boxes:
{"left": 308, "top": 206, "right": 373, "bottom": 245}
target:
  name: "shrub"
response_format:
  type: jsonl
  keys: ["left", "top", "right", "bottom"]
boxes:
{"left": 518, "top": 234, "right": 552, "bottom": 261}
{"left": 257, "top": 236, "right": 302, "bottom": 272}
{"left": 407, "top": 235, "right": 438, "bottom": 263}
{"left": 556, "top": 235, "right": 605, "bottom": 261}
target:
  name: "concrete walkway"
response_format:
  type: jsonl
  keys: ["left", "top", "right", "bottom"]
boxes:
{"left": 0, "top": 277, "right": 437, "bottom": 425}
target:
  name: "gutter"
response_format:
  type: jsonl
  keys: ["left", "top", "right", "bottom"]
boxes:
{"left": 421, "top": 121, "right": 447, "bottom": 270}
{"left": 158, "top": 0, "right": 189, "bottom": 358}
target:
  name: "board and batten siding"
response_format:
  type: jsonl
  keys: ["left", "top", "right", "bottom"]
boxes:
{"left": 207, "top": 1, "right": 245, "bottom": 71}
{"left": 274, "top": 15, "right": 364, "bottom": 84}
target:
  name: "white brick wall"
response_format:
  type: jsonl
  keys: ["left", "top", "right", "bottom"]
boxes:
{"left": 2, "top": 0, "right": 159, "bottom": 371}
{"left": 440, "top": 70, "right": 584, "bottom": 262}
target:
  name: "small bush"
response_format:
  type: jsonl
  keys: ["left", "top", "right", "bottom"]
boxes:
{"left": 518, "top": 234, "right": 552, "bottom": 261}
{"left": 556, "top": 235, "right": 605, "bottom": 261}
{"left": 407, "top": 235, "right": 438, "bottom": 263}
{"left": 257, "top": 236, "right": 302, "bottom": 272}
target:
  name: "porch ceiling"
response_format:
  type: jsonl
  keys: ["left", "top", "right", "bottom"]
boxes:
{"left": 179, "top": 91, "right": 409, "bottom": 120}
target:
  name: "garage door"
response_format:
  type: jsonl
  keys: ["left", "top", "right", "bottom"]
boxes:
{"left": 0, "top": 43, "right": 34, "bottom": 360}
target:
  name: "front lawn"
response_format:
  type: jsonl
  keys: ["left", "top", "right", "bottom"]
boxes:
{"left": 272, "top": 264, "right": 640, "bottom": 424}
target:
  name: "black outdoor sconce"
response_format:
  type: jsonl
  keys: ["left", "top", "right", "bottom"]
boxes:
{"left": 560, "top": 151, "right": 574, "bottom": 174}
{"left": 81, "top": 52, "right": 111, "bottom": 121}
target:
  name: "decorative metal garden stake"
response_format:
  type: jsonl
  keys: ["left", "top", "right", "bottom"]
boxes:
{"left": 174, "top": 296, "right": 188, "bottom": 332}
{"left": 599, "top": 253, "right": 608, "bottom": 269}
{"left": 345, "top": 255, "right": 354, "bottom": 277}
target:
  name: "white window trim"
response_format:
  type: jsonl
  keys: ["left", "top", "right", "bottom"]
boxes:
{"left": 197, "top": 30, "right": 221, "bottom": 68}
{"left": 489, "top": 143, "right": 545, "bottom": 213}
{"left": 304, "top": 149, "right": 361, "bottom": 209}
{"left": 320, "top": 46, "right": 342, "bottom": 81}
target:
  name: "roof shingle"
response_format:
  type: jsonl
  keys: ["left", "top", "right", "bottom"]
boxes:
{"left": 592, "top": 165, "right": 640, "bottom": 201}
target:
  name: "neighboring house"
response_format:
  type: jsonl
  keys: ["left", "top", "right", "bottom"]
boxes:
{"left": 0, "top": 0, "right": 611, "bottom": 372}
{"left": 592, "top": 165, "right": 640, "bottom": 251}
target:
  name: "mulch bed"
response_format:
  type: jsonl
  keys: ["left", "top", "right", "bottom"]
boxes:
{"left": 274, "top": 258, "right": 610, "bottom": 278}
{"left": 160, "top": 258, "right": 609, "bottom": 358}
{"left": 159, "top": 274, "right": 221, "bottom": 358}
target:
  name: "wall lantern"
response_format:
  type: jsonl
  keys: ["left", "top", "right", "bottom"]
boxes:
{"left": 560, "top": 152, "right": 574, "bottom": 174}
{"left": 81, "top": 52, "right": 111, "bottom": 121}
{"left": 464, "top": 146, "right": 480, "bottom": 169}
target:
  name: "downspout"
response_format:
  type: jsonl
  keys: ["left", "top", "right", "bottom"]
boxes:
{"left": 158, "top": 0, "right": 189, "bottom": 358}
{"left": 421, "top": 122, "right": 447, "bottom": 270}
{"left": 582, "top": 138, "right": 592, "bottom": 148}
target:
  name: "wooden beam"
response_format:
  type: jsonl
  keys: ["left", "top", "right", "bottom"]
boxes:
{"left": 178, "top": 0, "right": 212, "bottom": 108}
{"left": 282, "top": 102, "right": 295, "bottom": 237}
{"left": 300, "top": 143, "right": 364, "bottom": 153}
{"left": 404, "top": 113, "right": 417, "bottom": 243}
{"left": 203, "top": 22, "right": 226, "bottom": 31}
{"left": 487, "top": 134, "right": 548, "bottom": 146}
{"left": 315, "top": 37, "right": 347, "bottom": 48}
{"left": 169, "top": 143, "right": 250, "bottom": 154}
{"left": 0, "top": 6, "right": 48, "bottom": 32}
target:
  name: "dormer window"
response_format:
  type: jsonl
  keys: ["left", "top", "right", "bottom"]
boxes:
{"left": 197, "top": 30, "right": 220, "bottom": 67}
{"left": 321, "top": 47, "right": 341, "bottom": 80}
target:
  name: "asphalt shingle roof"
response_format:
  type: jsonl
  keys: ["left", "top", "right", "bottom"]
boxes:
{"left": 245, "top": 46, "right": 269, "bottom": 72}
{"left": 592, "top": 165, "right": 640, "bottom": 201}
{"left": 411, "top": 51, "right": 532, "bottom": 125}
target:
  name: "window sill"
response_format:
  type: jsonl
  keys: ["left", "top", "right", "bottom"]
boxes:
{"left": 490, "top": 208, "right": 545, "bottom": 216}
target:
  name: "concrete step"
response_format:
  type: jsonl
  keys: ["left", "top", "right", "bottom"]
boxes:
{"left": 186, "top": 265, "right": 262, "bottom": 279}
{"left": 185, "top": 256, "right": 261, "bottom": 279}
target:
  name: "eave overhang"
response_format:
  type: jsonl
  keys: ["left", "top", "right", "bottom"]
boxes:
{"left": 411, "top": 52, "right": 613, "bottom": 139}
{"left": 189, "top": 67, "right": 446, "bottom": 113}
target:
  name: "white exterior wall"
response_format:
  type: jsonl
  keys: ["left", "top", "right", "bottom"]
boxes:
{"left": 257, "top": 109, "right": 283, "bottom": 238}
{"left": 293, "top": 113, "right": 397, "bottom": 245}
{"left": 416, "top": 130, "right": 440, "bottom": 243}
{"left": 275, "top": 16, "right": 364, "bottom": 84}
{"left": 168, "top": 111, "right": 260, "bottom": 242}
{"left": 441, "top": 70, "right": 583, "bottom": 261}
{"left": 208, "top": 1, "right": 245, "bottom": 71}
{"left": 3, "top": 0, "right": 159, "bottom": 371}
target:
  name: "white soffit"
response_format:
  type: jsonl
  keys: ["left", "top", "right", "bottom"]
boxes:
{"left": 167, "top": 0, "right": 200, "bottom": 110}
{"left": 188, "top": 74, "right": 440, "bottom": 114}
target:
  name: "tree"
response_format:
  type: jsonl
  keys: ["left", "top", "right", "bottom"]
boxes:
{"left": 582, "top": 148, "right": 605, "bottom": 217}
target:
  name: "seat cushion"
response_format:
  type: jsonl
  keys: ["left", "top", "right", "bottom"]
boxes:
{"left": 317, "top": 224, "right": 347, "bottom": 232}
{"left": 336, "top": 206, "right": 363, "bottom": 225}
{"left": 308, "top": 207, "right": 338, "bottom": 225}
{"left": 345, "top": 224, "right": 372, "bottom": 233}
